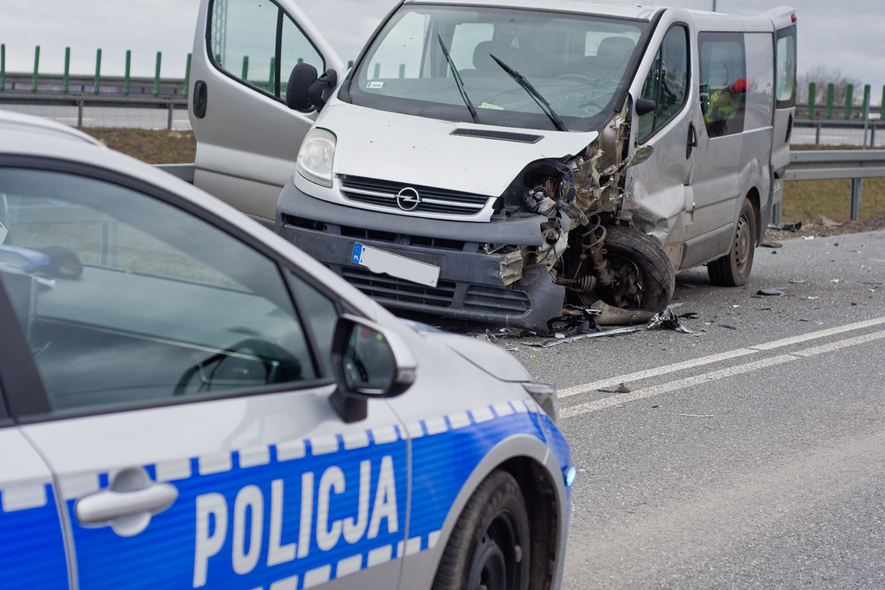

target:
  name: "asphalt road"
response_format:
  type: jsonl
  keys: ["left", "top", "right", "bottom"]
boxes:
{"left": 504, "top": 229, "right": 885, "bottom": 588}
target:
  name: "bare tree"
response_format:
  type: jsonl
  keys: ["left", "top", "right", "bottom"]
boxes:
{"left": 798, "top": 66, "right": 862, "bottom": 106}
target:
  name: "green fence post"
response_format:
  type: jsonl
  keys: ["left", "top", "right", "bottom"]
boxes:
{"left": 399, "top": 64, "right": 406, "bottom": 79}
{"left": 348, "top": 60, "right": 354, "bottom": 69}
{"left": 184, "top": 53, "right": 192, "bottom": 97}
{"left": 154, "top": 52, "right": 162, "bottom": 96}
{"left": 1, "top": 44, "right": 5, "bottom": 91}
{"left": 93, "top": 48, "right": 102, "bottom": 94}
{"left": 32, "top": 46, "right": 40, "bottom": 92}
{"left": 241, "top": 56, "right": 249, "bottom": 81}
{"left": 862, "top": 84, "right": 871, "bottom": 119}
{"left": 373, "top": 63, "right": 381, "bottom": 79}
{"left": 807, "top": 82, "right": 816, "bottom": 118}
{"left": 63, "top": 47, "right": 70, "bottom": 93}
{"left": 124, "top": 50, "right": 131, "bottom": 95}
{"left": 825, "top": 83, "right": 835, "bottom": 118}
{"left": 843, "top": 84, "right": 853, "bottom": 119}
{"left": 268, "top": 57, "right": 276, "bottom": 92}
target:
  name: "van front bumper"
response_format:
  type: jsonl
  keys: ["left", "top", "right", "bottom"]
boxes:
{"left": 276, "top": 183, "right": 565, "bottom": 330}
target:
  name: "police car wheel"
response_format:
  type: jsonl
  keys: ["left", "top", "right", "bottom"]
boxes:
{"left": 708, "top": 198, "right": 756, "bottom": 287}
{"left": 432, "top": 470, "right": 530, "bottom": 590}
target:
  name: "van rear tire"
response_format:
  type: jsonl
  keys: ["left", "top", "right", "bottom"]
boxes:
{"left": 708, "top": 198, "right": 756, "bottom": 287}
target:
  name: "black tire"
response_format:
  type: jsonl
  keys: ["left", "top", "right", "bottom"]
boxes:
{"left": 708, "top": 198, "right": 756, "bottom": 287}
{"left": 584, "top": 224, "right": 675, "bottom": 313}
{"left": 432, "top": 471, "right": 531, "bottom": 590}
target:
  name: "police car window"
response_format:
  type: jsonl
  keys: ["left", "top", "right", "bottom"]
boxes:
{"left": 0, "top": 167, "right": 318, "bottom": 415}
{"left": 699, "top": 32, "right": 746, "bottom": 138}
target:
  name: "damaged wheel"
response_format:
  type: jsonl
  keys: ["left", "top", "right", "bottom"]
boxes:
{"left": 567, "top": 224, "right": 674, "bottom": 314}
{"left": 708, "top": 198, "right": 756, "bottom": 287}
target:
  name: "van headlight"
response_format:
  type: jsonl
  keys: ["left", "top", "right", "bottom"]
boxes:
{"left": 296, "top": 128, "right": 336, "bottom": 188}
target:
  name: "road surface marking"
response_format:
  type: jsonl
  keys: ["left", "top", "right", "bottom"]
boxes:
{"left": 560, "top": 318, "right": 885, "bottom": 419}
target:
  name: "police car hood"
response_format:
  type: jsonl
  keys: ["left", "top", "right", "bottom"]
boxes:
{"left": 403, "top": 321, "right": 533, "bottom": 383}
{"left": 321, "top": 102, "right": 599, "bottom": 198}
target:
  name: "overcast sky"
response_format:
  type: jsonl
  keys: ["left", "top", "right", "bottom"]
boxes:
{"left": 2, "top": 0, "right": 883, "bottom": 103}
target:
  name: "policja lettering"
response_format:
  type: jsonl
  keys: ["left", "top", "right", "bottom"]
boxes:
{"left": 193, "top": 456, "right": 398, "bottom": 588}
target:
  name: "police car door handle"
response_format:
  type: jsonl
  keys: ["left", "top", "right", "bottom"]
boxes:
{"left": 76, "top": 481, "right": 178, "bottom": 533}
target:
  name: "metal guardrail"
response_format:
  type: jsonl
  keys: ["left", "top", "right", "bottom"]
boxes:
{"left": 793, "top": 118, "right": 880, "bottom": 146}
{"left": 0, "top": 73, "right": 188, "bottom": 129}
{"left": 787, "top": 150, "right": 885, "bottom": 181}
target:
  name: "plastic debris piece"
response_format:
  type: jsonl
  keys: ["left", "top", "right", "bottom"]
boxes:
{"left": 599, "top": 382, "right": 631, "bottom": 394}
{"left": 757, "top": 288, "right": 786, "bottom": 296}
{"left": 820, "top": 214, "right": 842, "bottom": 227}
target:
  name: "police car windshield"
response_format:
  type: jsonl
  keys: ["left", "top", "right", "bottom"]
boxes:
{"left": 349, "top": 6, "right": 649, "bottom": 132}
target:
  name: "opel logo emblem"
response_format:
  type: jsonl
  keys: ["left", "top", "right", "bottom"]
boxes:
{"left": 396, "top": 187, "right": 421, "bottom": 211}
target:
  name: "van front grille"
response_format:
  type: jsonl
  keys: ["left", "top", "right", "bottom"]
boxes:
{"left": 341, "top": 267, "right": 456, "bottom": 308}
{"left": 339, "top": 175, "right": 491, "bottom": 216}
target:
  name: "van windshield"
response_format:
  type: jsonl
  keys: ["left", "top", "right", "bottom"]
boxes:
{"left": 348, "top": 6, "right": 650, "bottom": 132}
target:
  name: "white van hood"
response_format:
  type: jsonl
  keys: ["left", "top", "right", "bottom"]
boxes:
{"left": 318, "top": 102, "right": 599, "bottom": 197}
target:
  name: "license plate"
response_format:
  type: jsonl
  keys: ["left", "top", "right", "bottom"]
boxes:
{"left": 351, "top": 243, "right": 440, "bottom": 287}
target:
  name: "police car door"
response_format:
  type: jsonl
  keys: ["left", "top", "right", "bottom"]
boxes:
{"left": 189, "top": 0, "right": 345, "bottom": 226}
{"left": 0, "top": 164, "right": 408, "bottom": 589}
{"left": 0, "top": 391, "right": 69, "bottom": 587}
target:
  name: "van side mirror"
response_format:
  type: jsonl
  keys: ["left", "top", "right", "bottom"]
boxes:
{"left": 286, "top": 64, "right": 338, "bottom": 113}
{"left": 329, "top": 315, "right": 417, "bottom": 423}
{"left": 635, "top": 99, "right": 656, "bottom": 117}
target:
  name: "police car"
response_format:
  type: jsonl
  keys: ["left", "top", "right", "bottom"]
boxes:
{"left": 0, "top": 111, "right": 574, "bottom": 590}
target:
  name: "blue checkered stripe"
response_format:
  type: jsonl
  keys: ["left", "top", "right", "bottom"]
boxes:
{"left": 0, "top": 481, "right": 69, "bottom": 588}
{"left": 48, "top": 398, "right": 551, "bottom": 590}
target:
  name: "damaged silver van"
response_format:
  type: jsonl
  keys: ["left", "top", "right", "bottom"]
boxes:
{"left": 190, "top": 0, "right": 798, "bottom": 330}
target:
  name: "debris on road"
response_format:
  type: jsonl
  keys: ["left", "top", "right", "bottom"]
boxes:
{"left": 757, "top": 288, "right": 787, "bottom": 296}
{"left": 598, "top": 383, "right": 631, "bottom": 394}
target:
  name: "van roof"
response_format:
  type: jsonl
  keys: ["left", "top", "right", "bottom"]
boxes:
{"left": 405, "top": 1, "right": 795, "bottom": 26}
{"left": 405, "top": 0, "right": 663, "bottom": 21}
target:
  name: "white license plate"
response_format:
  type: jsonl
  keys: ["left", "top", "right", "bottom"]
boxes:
{"left": 351, "top": 243, "right": 440, "bottom": 288}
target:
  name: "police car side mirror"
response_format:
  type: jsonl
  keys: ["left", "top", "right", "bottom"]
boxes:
{"left": 329, "top": 315, "right": 417, "bottom": 423}
{"left": 286, "top": 64, "right": 338, "bottom": 113}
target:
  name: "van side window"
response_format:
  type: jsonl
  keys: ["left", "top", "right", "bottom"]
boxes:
{"left": 699, "top": 32, "right": 746, "bottom": 138}
{"left": 638, "top": 25, "right": 689, "bottom": 143}
{"left": 743, "top": 32, "right": 774, "bottom": 131}
{"left": 776, "top": 26, "right": 797, "bottom": 108}
{"left": 208, "top": 0, "right": 324, "bottom": 100}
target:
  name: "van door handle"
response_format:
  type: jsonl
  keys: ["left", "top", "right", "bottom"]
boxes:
{"left": 75, "top": 467, "right": 178, "bottom": 537}
{"left": 686, "top": 122, "right": 698, "bottom": 159}
{"left": 193, "top": 80, "right": 208, "bottom": 119}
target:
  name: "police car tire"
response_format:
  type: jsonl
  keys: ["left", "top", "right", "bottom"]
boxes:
{"left": 431, "top": 470, "right": 531, "bottom": 590}
{"left": 708, "top": 198, "right": 756, "bottom": 287}
{"left": 598, "top": 224, "right": 675, "bottom": 313}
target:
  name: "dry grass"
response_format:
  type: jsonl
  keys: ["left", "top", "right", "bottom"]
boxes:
{"left": 82, "top": 128, "right": 196, "bottom": 165}
{"left": 78, "top": 129, "right": 885, "bottom": 229}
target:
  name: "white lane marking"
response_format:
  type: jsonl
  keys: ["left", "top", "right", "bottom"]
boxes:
{"left": 558, "top": 348, "right": 759, "bottom": 399}
{"left": 562, "top": 356, "right": 796, "bottom": 419}
{"left": 561, "top": 326, "right": 885, "bottom": 419}
{"left": 560, "top": 316, "right": 885, "bottom": 400}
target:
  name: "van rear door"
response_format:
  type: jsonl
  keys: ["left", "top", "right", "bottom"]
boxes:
{"left": 766, "top": 7, "right": 798, "bottom": 225}
{"left": 189, "top": 0, "right": 344, "bottom": 226}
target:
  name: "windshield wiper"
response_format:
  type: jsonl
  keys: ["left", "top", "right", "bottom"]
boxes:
{"left": 490, "top": 55, "right": 568, "bottom": 132}
{"left": 437, "top": 35, "right": 479, "bottom": 124}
